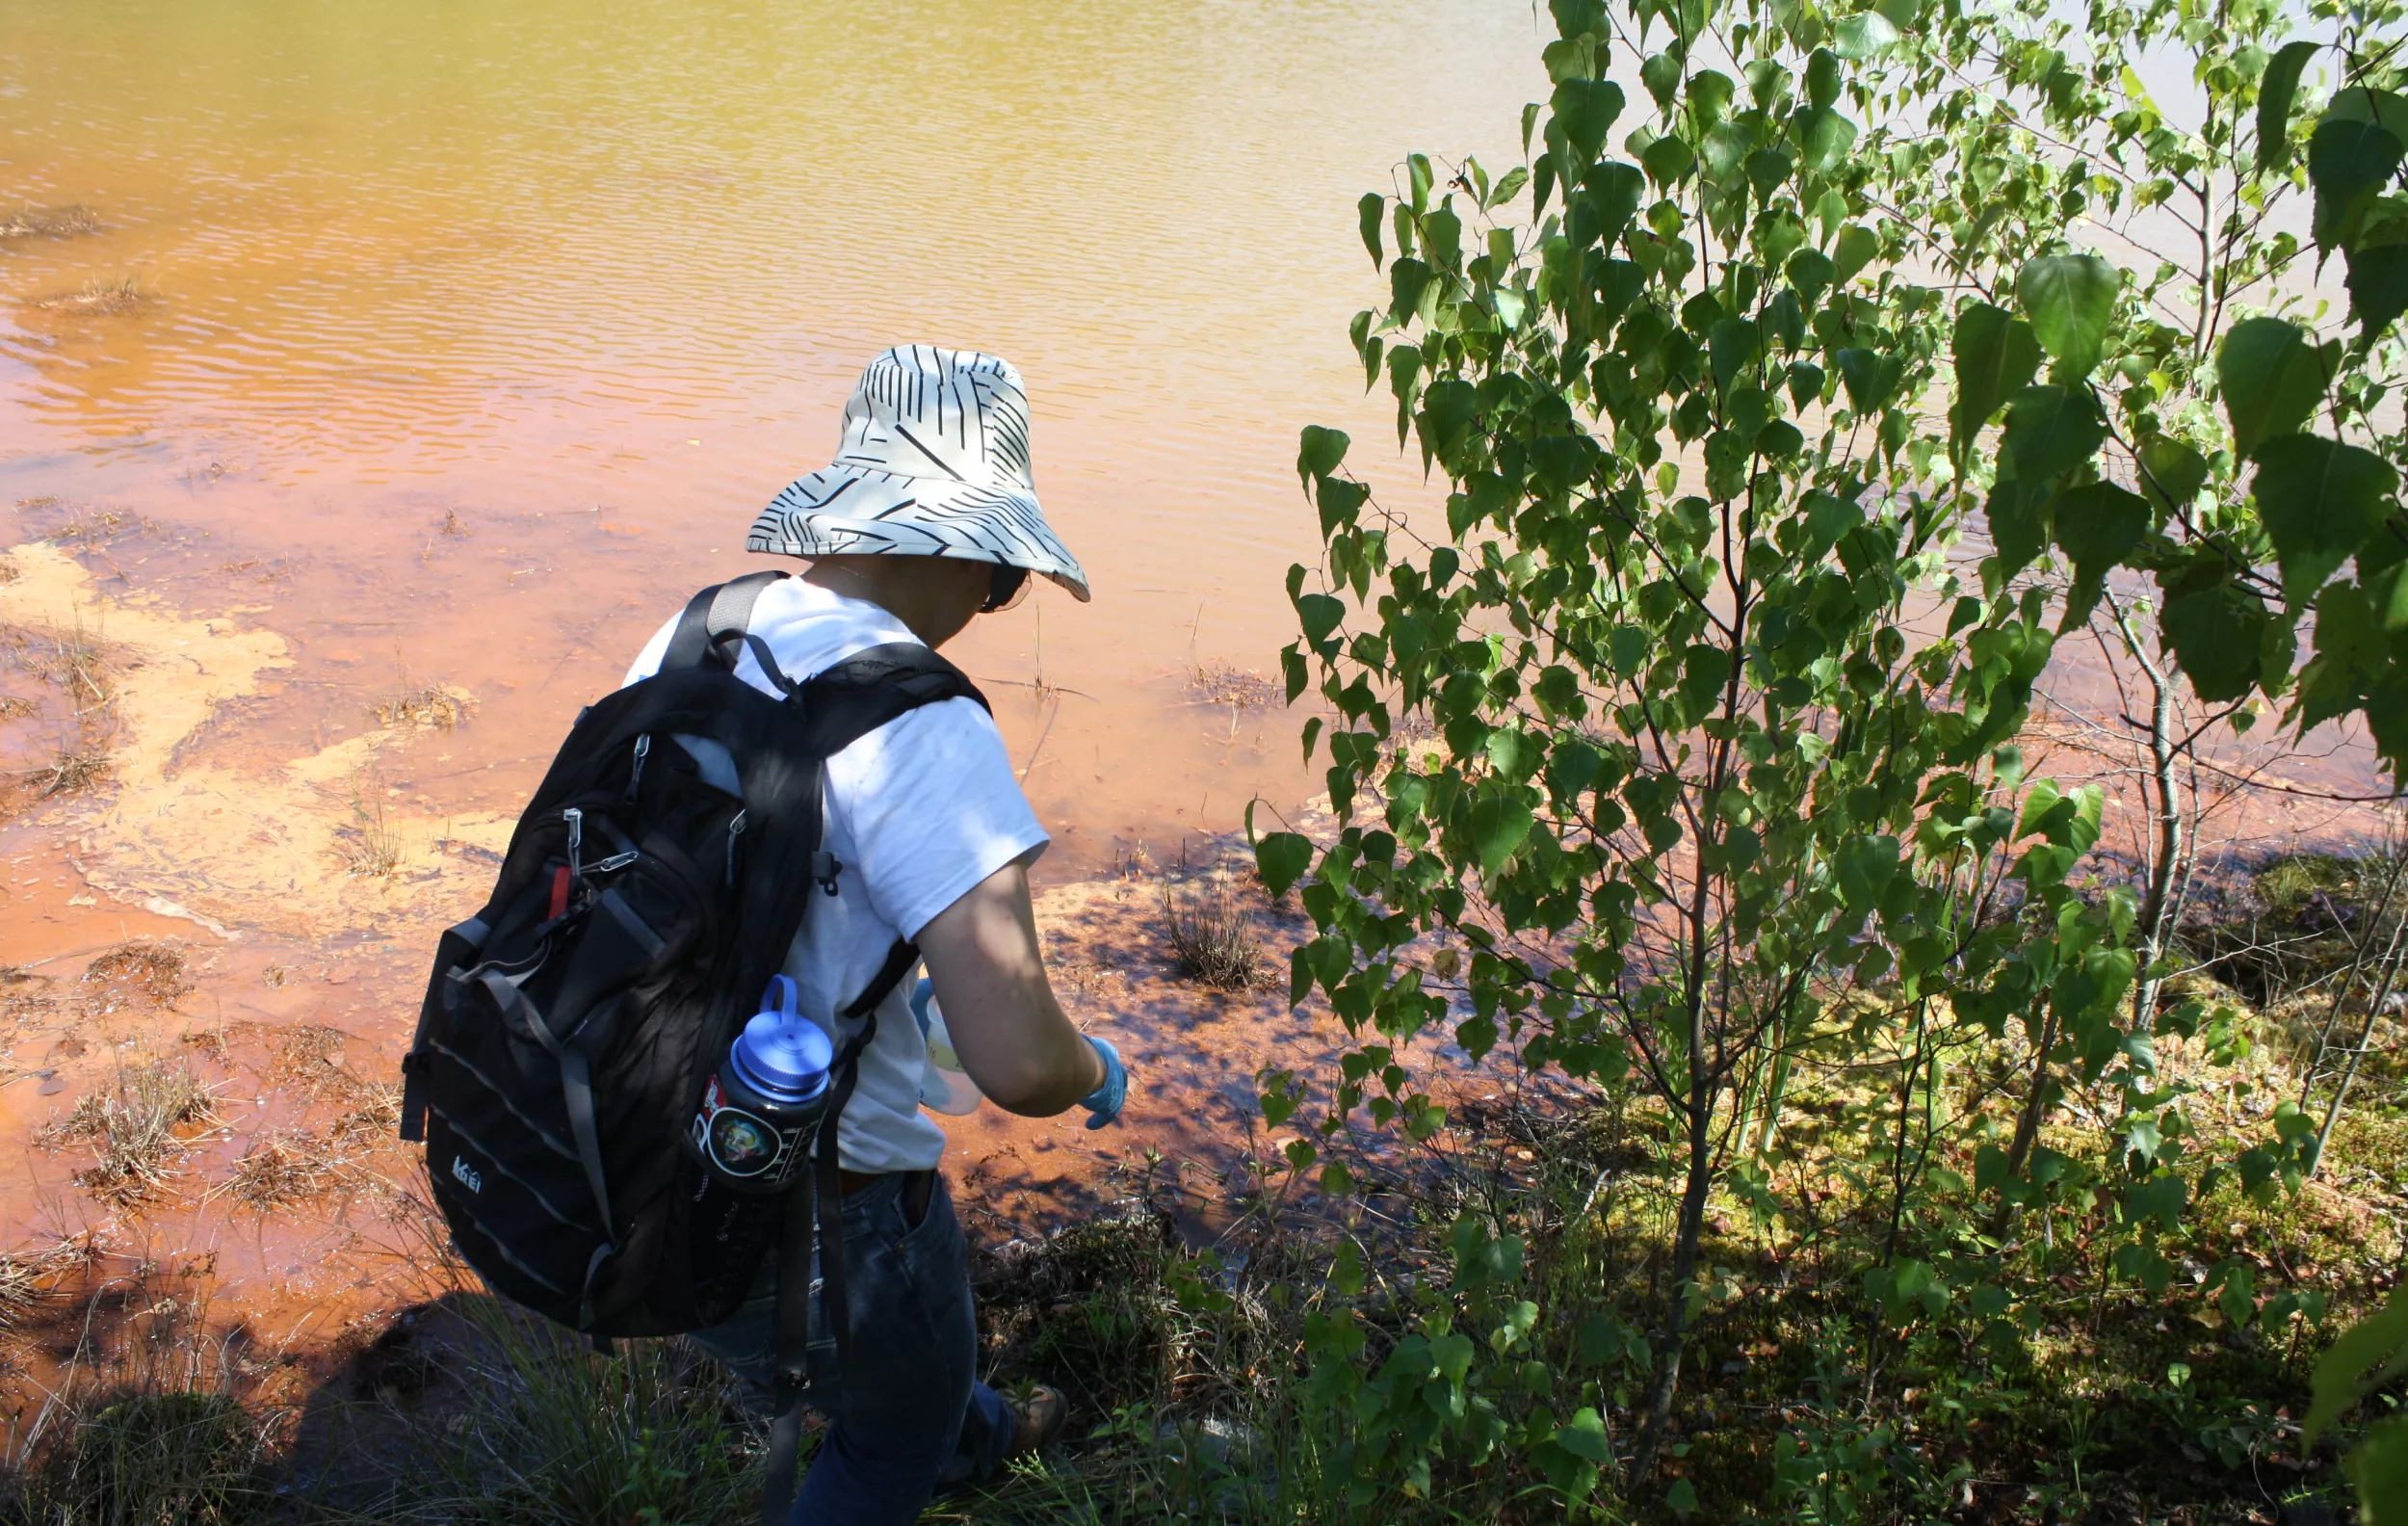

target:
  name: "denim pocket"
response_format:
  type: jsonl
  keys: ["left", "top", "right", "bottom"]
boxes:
{"left": 894, "top": 1174, "right": 964, "bottom": 1276}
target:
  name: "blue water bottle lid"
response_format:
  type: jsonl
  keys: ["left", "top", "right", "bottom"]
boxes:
{"left": 729, "top": 975, "right": 832, "bottom": 1103}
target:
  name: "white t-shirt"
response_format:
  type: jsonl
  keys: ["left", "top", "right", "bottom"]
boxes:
{"left": 622, "top": 575, "right": 1048, "bottom": 1173}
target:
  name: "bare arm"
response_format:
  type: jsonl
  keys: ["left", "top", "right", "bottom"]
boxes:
{"left": 915, "top": 859, "right": 1106, "bottom": 1117}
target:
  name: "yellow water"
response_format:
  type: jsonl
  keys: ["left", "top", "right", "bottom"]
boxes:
{"left": 0, "top": 0, "right": 1548, "bottom": 872}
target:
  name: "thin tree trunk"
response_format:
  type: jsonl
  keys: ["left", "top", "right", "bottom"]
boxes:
{"left": 2110, "top": 595, "right": 2185, "bottom": 1040}
{"left": 2311, "top": 888, "right": 2408, "bottom": 1176}
{"left": 1987, "top": 1005, "right": 2061, "bottom": 1241}
{"left": 1628, "top": 1078, "right": 1714, "bottom": 1483}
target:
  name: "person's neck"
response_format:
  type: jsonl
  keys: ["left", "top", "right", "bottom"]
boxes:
{"left": 801, "top": 560, "right": 955, "bottom": 646}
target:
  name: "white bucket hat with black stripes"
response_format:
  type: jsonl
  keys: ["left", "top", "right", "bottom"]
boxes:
{"left": 746, "top": 345, "right": 1091, "bottom": 601}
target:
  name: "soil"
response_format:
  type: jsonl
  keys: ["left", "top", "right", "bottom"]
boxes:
{"left": 0, "top": 524, "right": 1412, "bottom": 1434}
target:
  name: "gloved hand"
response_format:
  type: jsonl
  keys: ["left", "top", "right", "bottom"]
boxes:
{"left": 1079, "top": 1036, "right": 1128, "bottom": 1130}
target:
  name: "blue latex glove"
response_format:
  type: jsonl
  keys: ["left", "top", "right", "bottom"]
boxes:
{"left": 1079, "top": 1036, "right": 1128, "bottom": 1130}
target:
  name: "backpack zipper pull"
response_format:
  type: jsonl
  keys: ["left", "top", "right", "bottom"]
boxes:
{"left": 626, "top": 734, "right": 651, "bottom": 802}
{"left": 563, "top": 806, "right": 585, "bottom": 879}
{"left": 724, "top": 809, "right": 746, "bottom": 886}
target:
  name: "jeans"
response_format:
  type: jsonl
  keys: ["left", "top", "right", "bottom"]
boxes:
{"left": 688, "top": 1171, "right": 1015, "bottom": 1526}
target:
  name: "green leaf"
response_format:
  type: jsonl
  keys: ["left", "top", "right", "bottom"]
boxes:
{"left": 1470, "top": 794, "right": 1535, "bottom": 877}
{"left": 2219, "top": 316, "right": 2335, "bottom": 455}
{"left": 2136, "top": 434, "right": 2209, "bottom": 513}
{"left": 1554, "top": 1408, "right": 1611, "bottom": 1462}
{"left": 1357, "top": 193, "right": 1384, "bottom": 270}
{"left": 2001, "top": 384, "right": 2107, "bottom": 486}
{"left": 2251, "top": 434, "right": 2399, "bottom": 605}
{"left": 1552, "top": 78, "right": 1625, "bottom": 163}
{"left": 1950, "top": 303, "right": 2041, "bottom": 461}
{"left": 2346, "top": 1414, "right": 2408, "bottom": 1526}
{"left": 1793, "top": 106, "right": 1859, "bottom": 174}
{"left": 1805, "top": 46, "right": 1841, "bottom": 110}
{"left": 1641, "top": 135, "right": 1695, "bottom": 187}
{"left": 1640, "top": 51, "right": 1684, "bottom": 110}
{"left": 1255, "top": 831, "right": 1314, "bottom": 899}
{"left": 1832, "top": 11, "right": 1899, "bottom": 58}
{"left": 1297, "top": 592, "right": 1346, "bottom": 647}
{"left": 2015, "top": 252, "right": 2121, "bottom": 380}
{"left": 2051, "top": 481, "right": 2150, "bottom": 627}
{"left": 1297, "top": 426, "right": 1350, "bottom": 488}
{"left": 2305, "top": 1287, "right": 2408, "bottom": 1444}
{"left": 1664, "top": 1478, "right": 1700, "bottom": 1514}
{"left": 1830, "top": 224, "right": 1879, "bottom": 284}
{"left": 1836, "top": 347, "right": 1901, "bottom": 414}
{"left": 2257, "top": 40, "right": 2319, "bottom": 172}
{"left": 2309, "top": 116, "right": 2405, "bottom": 250}
{"left": 1835, "top": 833, "right": 1899, "bottom": 910}
{"left": 1315, "top": 477, "right": 1370, "bottom": 537}
{"left": 2161, "top": 584, "right": 2271, "bottom": 701}
{"left": 2346, "top": 232, "right": 2408, "bottom": 339}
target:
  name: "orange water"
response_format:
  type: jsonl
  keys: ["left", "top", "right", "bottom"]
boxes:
{"left": 0, "top": 0, "right": 1547, "bottom": 868}
{"left": 0, "top": 0, "right": 1552, "bottom": 1376}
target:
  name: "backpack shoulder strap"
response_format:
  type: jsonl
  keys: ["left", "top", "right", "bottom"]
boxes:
{"left": 661, "top": 570, "right": 788, "bottom": 672}
{"left": 798, "top": 641, "right": 990, "bottom": 755}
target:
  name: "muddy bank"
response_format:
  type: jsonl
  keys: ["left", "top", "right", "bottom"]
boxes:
{"left": 0, "top": 525, "right": 1446, "bottom": 1425}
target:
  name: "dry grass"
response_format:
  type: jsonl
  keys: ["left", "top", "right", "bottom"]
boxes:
{"left": 338, "top": 777, "right": 406, "bottom": 879}
{"left": 218, "top": 1129, "right": 344, "bottom": 1209}
{"left": 0, "top": 552, "right": 19, "bottom": 586}
{"left": 267, "top": 1025, "right": 400, "bottom": 1144}
{"left": 0, "top": 618, "right": 117, "bottom": 812}
{"left": 368, "top": 684, "right": 475, "bottom": 732}
{"left": 0, "top": 1251, "right": 42, "bottom": 1330}
{"left": 32, "top": 274, "right": 153, "bottom": 316}
{"left": 41, "top": 509, "right": 164, "bottom": 549}
{"left": 0, "top": 204, "right": 101, "bottom": 240}
{"left": 0, "top": 694, "right": 39, "bottom": 719}
{"left": 330, "top": 1082, "right": 403, "bottom": 1145}
{"left": 21, "top": 744, "right": 111, "bottom": 800}
{"left": 1191, "top": 659, "right": 1284, "bottom": 711}
{"left": 1162, "top": 877, "right": 1271, "bottom": 990}
{"left": 83, "top": 942, "right": 190, "bottom": 1013}
{"left": 2, "top": 617, "right": 113, "bottom": 713}
{"left": 0, "top": 1240, "right": 90, "bottom": 1331}
{"left": 37, "top": 1060, "right": 221, "bottom": 1204}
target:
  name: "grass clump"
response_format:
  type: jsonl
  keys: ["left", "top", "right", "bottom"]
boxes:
{"left": 1162, "top": 877, "right": 1269, "bottom": 990}
{"left": 31, "top": 275, "right": 152, "bottom": 317}
{"left": 364, "top": 1302, "right": 760, "bottom": 1525}
{"left": 368, "top": 685, "right": 475, "bottom": 733}
{"left": 0, "top": 205, "right": 102, "bottom": 240}
{"left": 37, "top": 1060, "right": 220, "bottom": 1204}
{"left": 82, "top": 942, "right": 190, "bottom": 1013}
{"left": 2, "top": 618, "right": 118, "bottom": 812}
{"left": 339, "top": 777, "right": 406, "bottom": 880}
{"left": 18, "top": 1391, "right": 272, "bottom": 1526}
{"left": 217, "top": 1129, "right": 343, "bottom": 1209}
{"left": 1190, "top": 660, "right": 1283, "bottom": 711}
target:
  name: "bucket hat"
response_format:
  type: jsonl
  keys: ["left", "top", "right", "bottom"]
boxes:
{"left": 746, "top": 346, "right": 1090, "bottom": 601}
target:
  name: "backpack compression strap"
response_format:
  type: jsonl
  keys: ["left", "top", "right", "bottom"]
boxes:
{"left": 763, "top": 938, "right": 919, "bottom": 1526}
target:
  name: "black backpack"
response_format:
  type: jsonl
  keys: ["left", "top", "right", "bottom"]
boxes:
{"left": 398, "top": 570, "right": 985, "bottom": 1508}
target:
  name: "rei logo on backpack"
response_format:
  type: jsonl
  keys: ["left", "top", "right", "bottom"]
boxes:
{"left": 398, "top": 570, "right": 984, "bottom": 1337}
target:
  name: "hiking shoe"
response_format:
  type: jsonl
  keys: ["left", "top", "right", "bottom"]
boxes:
{"left": 1003, "top": 1383, "right": 1069, "bottom": 1456}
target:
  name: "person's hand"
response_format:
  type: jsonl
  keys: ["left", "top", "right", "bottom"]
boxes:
{"left": 1079, "top": 1037, "right": 1128, "bottom": 1130}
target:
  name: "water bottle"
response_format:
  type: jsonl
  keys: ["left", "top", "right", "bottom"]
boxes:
{"left": 692, "top": 975, "right": 832, "bottom": 1191}
{"left": 909, "top": 977, "right": 984, "bottom": 1116}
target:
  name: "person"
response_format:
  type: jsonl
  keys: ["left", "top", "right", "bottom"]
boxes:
{"left": 618, "top": 345, "right": 1130, "bottom": 1525}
